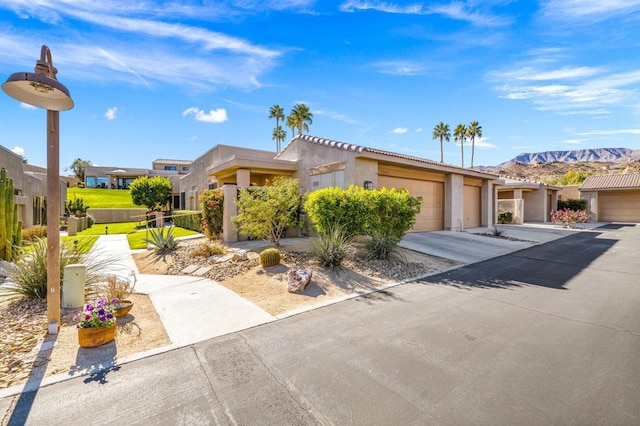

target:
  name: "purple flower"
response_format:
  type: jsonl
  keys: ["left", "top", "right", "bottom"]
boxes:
{"left": 98, "top": 308, "right": 105, "bottom": 316}
{"left": 112, "top": 298, "right": 119, "bottom": 303}
{"left": 84, "top": 314, "right": 91, "bottom": 321}
{"left": 106, "top": 313, "right": 114, "bottom": 319}
{"left": 100, "top": 315, "right": 106, "bottom": 322}
{"left": 85, "top": 304, "right": 94, "bottom": 311}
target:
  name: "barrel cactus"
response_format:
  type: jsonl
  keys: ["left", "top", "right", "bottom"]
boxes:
{"left": 259, "top": 248, "right": 281, "bottom": 267}
{"left": 0, "top": 167, "right": 23, "bottom": 261}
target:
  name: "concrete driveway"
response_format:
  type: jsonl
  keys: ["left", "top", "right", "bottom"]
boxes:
{"left": 2, "top": 224, "right": 639, "bottom": 425}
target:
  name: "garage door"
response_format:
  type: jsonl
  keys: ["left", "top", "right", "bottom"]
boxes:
{"left": 378, "top": 176, "right": 444, "bottom": 231}
{"left": 464, "top": 185, "right": 481, "bottom": 228}
{"left": 599, "top": 190, "right": 640, "bottom": 222}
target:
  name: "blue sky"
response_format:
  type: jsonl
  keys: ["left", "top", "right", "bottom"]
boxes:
{"left": 0, "top": 0, "right": 639, "bottom": 172}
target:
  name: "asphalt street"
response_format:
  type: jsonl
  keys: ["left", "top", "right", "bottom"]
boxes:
{"left": 2, "top": 224, "right": 639, "bottom": 425}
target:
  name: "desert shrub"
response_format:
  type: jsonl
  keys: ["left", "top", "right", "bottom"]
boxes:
{"left": 172, "top": 210, "right": 203, "bottom": 233}
{"left": 22, "top": 225, "right": 47, "bottom": 242}
{"left": 65, "top": 196, "right": 89, "bottom": 217}
{"left": 87, "top": 215, "right": 95, "bottom": 228}
{"left": 497, "top": 211, "right": 513, "bottom": 224}
{"left": 2, "top": 238, "right": 116, "bottom": 299}
{"left": 304, "top": 186, "right": 369, "bottom": 237}
{"left": 557, "top": 198, "right": 587, "bottom": 211}
{"left": 143, "top": 227, "right": 178, "bottom": 254}
{"left": 363, "top": 188, "right": 421, "bottom": 260}
{"left": 99, "top": 273, "right": 136, "bottom": 301}
{"left": 313, "top": 224, "right": 351, "bottom": 268}
{"left": 190, "top": 241, "right": 226, "bottom": 257}
{"left": 550, "top": 208, "right": 589, "bottom": 228}
{"left": 200, "top": 189, "right": 224, "bottom": 240}
{"left": 233, "top": 177, "right": 304, "bottom": 246}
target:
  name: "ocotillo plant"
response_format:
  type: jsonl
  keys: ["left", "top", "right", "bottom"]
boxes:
{"left": 0, "top": 167, "right": 23, "bottom": 261}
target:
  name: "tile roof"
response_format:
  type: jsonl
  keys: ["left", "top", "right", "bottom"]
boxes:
{"left": 292, "top": 134, "right": 497, "bottom": 177}
{"left": 579, "top": 173, "right": 640, "bottom": 190}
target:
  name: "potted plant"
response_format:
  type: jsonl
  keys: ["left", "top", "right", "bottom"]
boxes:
{"left": 74, "top": 299, "right": 117, "bottom": 348}
{"left": 101, "top": 273, "right": 136, "bottom": 317}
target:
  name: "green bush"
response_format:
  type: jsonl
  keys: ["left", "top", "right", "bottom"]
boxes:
{"left": 233, "top": 177, "right": 304, "bottom": 246}
{"left": 22, "top": 225, "right": 47, "bottom": 242}
{"left": 557, "top": 198, "right": 587, "bottom": 211}
{"left": 65, "top": 196, "right": 89, "bottom": 217}
{"left": 200, "top": 189, "right": 224, "bottom": 240}
{"left": 87, "top": 215, "right": 95, "bottom": 228}
{"left": 363, "top": 188, "right": 421, "bottom": 259}
{"left": 305, "top": 186, "right": 421, "bottom": 260}
{"left": 190, "top": 241, "right": 225, "bottom": 257}
{"left": 172, "top": 210, "right": 203, "bottom": 233}
{"left": 129, "top": 176, "right": 172, "bottom": 211}
{"left": 497, "top": 211, "right": 513, "bottom": 224}
{"left": 313, "top": 224, "right": 351, "bottom": 268}
{"left": 304, "top": 186, "right": 370, "bottom": 237}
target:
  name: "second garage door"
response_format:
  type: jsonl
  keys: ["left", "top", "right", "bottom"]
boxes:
{"left": 378, "top": 176, "right": 444, "bottom": 231}
{"left": 599, "top": 190, "right": 640, "bottom": 222}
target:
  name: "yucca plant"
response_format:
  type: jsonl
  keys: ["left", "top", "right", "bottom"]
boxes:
{"left": 313, "top": 224, "right": 351, "bottom": 268}
{"left": 143, "top": 227, "right": 178, "bottom": 255}
{"left": 2, "top": 237, "right": 119, "bottom": 299}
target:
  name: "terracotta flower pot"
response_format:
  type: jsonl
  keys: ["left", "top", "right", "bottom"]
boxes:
{"left": 78, "top": 324, "right": 116, "bottom": 348}
{"left": 114, "top": 300, "right": 133, "bottom": 318}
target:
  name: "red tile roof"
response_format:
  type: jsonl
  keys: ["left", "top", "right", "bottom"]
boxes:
{"left": 579, "top": 173, "right": 640, "bottom": 190}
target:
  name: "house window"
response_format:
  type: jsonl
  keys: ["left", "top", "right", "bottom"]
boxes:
{"left": 86, "top": 176, "right": 97, "bottom": 187}
{"left": 164, "top": 166, "right": 177, "bottom": 171}
{"left": 97, "top": 177, "right": 109, "bottom": 188}
{"left": 182, "top": 166, "right": 189, "bottom": 172}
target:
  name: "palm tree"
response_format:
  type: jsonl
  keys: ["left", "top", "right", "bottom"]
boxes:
{"left": 286, "top": 114, "right": 297, "bottom": 138}
{"left": 288, "top": 104, "right": 313, "bottom": 136}
{"left": 454, "top": 124, "right": 467, "bottom": 168}
{"left": 466, "top": 121, "right": 482, "bottom": 169}
{"left": 268, "top": 105, "right": 285, "bottom": 151}
{"left": 432, "top": 122, "right": 450, "bottom": 163}
{"left": 272, "top": 126, "right": 287, "bottom": 152}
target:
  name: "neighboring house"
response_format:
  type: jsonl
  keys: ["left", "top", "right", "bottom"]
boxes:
{"left": 84, "top": 160, "right": 190, "bottom": 208}
{"left": 0, "top": 143, "right": 66, "bottom": 228}
{"left": 495, "top": 176, "right": 560, "bottom": 224}
{"left": 579, "top": 173, "right": 640, "bottom": 222}
{"left": 181, "top": 135, "right": 498, "bottom": 242}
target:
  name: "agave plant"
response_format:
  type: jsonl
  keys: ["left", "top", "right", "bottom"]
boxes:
{"left": 143, "top": 227, "right": 178, "bottom": 255}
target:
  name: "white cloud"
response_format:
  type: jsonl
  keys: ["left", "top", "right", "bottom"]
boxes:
{"left": 182, "top": 107, "right": 228, "bottom": 123}
{"left": 562, "top": 138, "right": 587, "bottom": 144}
{"left": 11, "top": 146, "right": 25, "bottom": 156}
{"left": 189, "top": 136, "right": 200, "bottom": 141}
{"left": 339, "top": 1, "right": 511, "bottom": 26}
{"left": 577, "top": 129, "right": 640, "bottom": 136}
{"left": 473, "top": 138, "right": 496, "bottom": 149}
{"left": 415, "top": 127, "right": 423, "bottom": 133}
{"left": 392, "top": 127, "right": 409, "bottom": 134}
{"left": 541, "top": 0, "right": 640, "bottom": 21}
{"left": 371, "top": 60, "right": 423, "bottom": 76}
{"left": 19, "top": 102, "right": 37, "bottom": 110}
{"left": 105, "top": 107, "right": 118, "bottom": 120}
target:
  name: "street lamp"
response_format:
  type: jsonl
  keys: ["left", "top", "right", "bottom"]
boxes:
{"left": 2, "top": 45, "right": 74, "bottom": 334}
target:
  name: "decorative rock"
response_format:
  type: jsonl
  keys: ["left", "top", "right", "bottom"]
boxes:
{"left": 287, "top": 269, "right": 312, "bottom": 293}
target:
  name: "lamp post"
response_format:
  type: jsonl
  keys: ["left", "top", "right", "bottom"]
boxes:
{"left": 2, "top": 45, "right": 74, "bottom": 334}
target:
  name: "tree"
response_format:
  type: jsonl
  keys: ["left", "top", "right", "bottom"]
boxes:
{"left": 232, "top": 177, "right": 304, "bottom": 246}
{"left": 129, "top": 176, "right": 172, "bottom": 211}
{"left": 454, "top": 124, "right": 467, "bottom": 168}
{"left": 286, "top": 113, "right": 297, "bottom": 137}
{"left": 268, "top": 105, "right": 286, "bottom": 152}
{"left": 466, "top": 121, "right": 482, "bottom": 169}
{"left": 67, "top": 158, "right": 91, "bottom": 181}
{"left": 432, "top": 122, "right": 450, "bottom": 163}
{"left": 272, "top": 126, "right": 287, "bottom": 153}
{"left": 288, "top": 104, "right": 313, "bottom": 136}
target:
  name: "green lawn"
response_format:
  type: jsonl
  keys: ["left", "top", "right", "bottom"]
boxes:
{"left": 67, "top": 187, "right": 143, "bottom": 208}
{"left": 62, "top": 235, "right": 99, "bottom": 253}
{"left": 76, "top": 221, "right": 199, "bottom": 250}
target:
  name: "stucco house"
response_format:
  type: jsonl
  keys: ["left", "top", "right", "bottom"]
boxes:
{"left": 579, "top": 173, "right": 640, "bottom": 222}
{"left": 178, "top": 135, "right": 499, "bottom": 242}
{"left": 0, "top": 143, "right": 66, "bottom": 228}
{"left": 495, "top": 176, "right": 560, "bottom": 224}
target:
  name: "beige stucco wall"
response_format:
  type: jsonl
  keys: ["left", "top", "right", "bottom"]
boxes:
{"left": 444, "top": 174, "right": 464, "bottom": 231}
{"left": 86, "top": 208, "right": 147, "bottom": 224}
{"left": 580, "top": 191, "right": 598, "bottom": 221}
{"left": 523, "top": 189, "right": 547, "bottom": 222}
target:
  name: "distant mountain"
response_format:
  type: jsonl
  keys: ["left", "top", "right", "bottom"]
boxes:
{"left": 495, "top": 147, "right": 640, "bottom": 168}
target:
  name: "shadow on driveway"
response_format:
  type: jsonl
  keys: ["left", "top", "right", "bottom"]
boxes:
{"left": 417, "top": 230, "right": 617, "bottom": 291}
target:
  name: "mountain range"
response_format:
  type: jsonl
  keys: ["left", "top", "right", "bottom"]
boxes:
{"left": 494, "top": 147, "right": 640, "bottom": 168}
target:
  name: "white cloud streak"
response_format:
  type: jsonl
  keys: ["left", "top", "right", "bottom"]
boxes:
{"left": 11, "top": 146, "right": 25, "bottom": 156}
{"left": 541, "top": 0, "right": 640, "bottom": 21}
{"left": 392, "top": 127, "right": 408, "bottom": 134}
{"left": 577, "top": 129, "right": 640, "bottom": 136}
{"left": 182, "top": 107, "right": 228, "bottom": 123}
